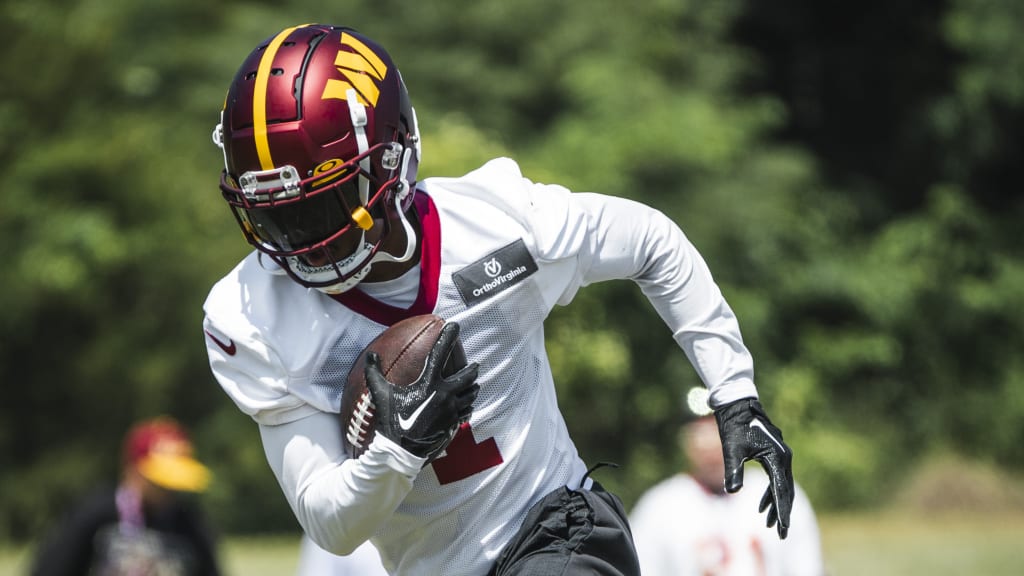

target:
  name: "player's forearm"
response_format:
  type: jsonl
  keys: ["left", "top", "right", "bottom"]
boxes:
{"left": 296, "top": 435, "right": 422, "bottom": 554}
{"left": 260, "top": 414, "right": 422, "bottom": 555}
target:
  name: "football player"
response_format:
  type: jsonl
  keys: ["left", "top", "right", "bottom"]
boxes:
{"left": 203, "top": 24, "right": 794, "bottom": 576}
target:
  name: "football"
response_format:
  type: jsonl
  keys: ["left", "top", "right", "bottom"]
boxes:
{"left": 340, "top": 314, "right": 467, "bottom": 458}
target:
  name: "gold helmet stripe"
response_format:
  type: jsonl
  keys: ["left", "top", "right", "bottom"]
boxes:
{"left": 252, "top": 25, "right": 311, "bottom": 170}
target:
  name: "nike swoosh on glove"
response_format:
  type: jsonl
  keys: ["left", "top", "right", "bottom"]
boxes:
{"left": 714, "top": 397, "right": 795, "bottom": 539}
{"left": 365, "top": 322, "right": 479, "bottom": 461}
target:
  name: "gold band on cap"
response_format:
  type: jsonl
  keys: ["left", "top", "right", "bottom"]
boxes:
{"left": 138, "top": 453, "right": 212, "bottom": 493}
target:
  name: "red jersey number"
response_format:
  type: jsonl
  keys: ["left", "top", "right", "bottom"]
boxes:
{"left": 431, "top": 422, "right": 503, "bottom": 484}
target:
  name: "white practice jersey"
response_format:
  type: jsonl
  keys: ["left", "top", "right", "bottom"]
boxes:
{"left": 203, "top": 158, "right": 758, "bottom": 575}
{"left": 630, "top": 467, "right": 824, "bottom": 576}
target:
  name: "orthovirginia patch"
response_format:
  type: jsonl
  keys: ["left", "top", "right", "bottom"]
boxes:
{"left": 453, "top": 239, "right": 538, "bottom": 306}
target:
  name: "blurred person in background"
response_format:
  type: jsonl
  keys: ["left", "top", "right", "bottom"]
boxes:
{"left": 30, "top": 417, "right": 221, "bottom": 576}
{"left": 296, "top": 533, "right": 388, "bottom": 576}
{"left": 630, "top": 387, "right": 825, "bottom": 576}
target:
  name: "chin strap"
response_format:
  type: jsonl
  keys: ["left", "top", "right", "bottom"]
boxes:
{"left": 346, "top": 89, "right": 372, "bottom": 206}
{"left": 369, "top": 143, "right": 417, "bottom": 266}
{"left": 212, "top": 111, "right": 229, "bottom": 174}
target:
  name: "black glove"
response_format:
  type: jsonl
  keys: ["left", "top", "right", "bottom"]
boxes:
{"left": 365, "top": 322, "right": 479, "bottom": 461}
{"left": 714, "top": 397, "right": 794, "bottom": 539}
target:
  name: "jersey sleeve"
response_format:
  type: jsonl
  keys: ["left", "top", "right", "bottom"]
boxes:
{"left": 202, "top": 312, "right": 319, "bottom": 425}
{"left": 529, "top": 188, "right": 759, "bottom": 406}
{"left": 202, "top": 256, "right": 323, "bottom": 426}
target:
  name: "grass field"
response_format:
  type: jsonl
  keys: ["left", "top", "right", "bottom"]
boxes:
{"left": 3, "top": 511, "right": 1022, "bottom": 575}
{"left": 820, "top": 511, "right": 1024, "bottom": 576}
{"left": 0, "top": 535, "right": 303, "bottom": 576}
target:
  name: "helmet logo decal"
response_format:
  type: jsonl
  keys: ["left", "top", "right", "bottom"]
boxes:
{"left": 311, "top": 158, "right": 349, "bottom": 188}
{"left": 321, "top": 33, "right": 388, "bottom": 107}
{"left": 252, "top": 25, "right": 311, "bottom": 170}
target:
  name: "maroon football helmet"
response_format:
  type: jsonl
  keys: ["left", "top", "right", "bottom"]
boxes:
{"left": 213, "top": 24, "right": 421, "bottom": 293}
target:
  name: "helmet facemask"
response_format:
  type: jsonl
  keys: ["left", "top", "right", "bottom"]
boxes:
{"left": 217, "top": 136, "right": 415, "bottom": 294}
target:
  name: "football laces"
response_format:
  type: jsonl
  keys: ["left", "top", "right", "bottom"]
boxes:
{"left": 346, "top": 390, "right": 376, "bottom": 450}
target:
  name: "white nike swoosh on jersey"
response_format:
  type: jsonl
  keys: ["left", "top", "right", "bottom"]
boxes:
{"left": 750, "top": 419, "right": 787, "bottom": 452}
{"left": 399, "top": 391, "right": 437, "bottom": 431}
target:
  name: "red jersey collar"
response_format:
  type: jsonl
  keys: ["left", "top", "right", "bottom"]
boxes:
{"left": 329, "top": 192, "right": 440, "bottom": 326}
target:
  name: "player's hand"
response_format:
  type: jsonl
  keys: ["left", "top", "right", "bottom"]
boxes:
{"left": 714, "top": 397, "right": 794, "bottom": 539}
{"left": 365, "top": 322, "right": 479, "bottom": 461}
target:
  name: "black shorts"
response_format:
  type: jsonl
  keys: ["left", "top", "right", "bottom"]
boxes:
{"left": 487, "top": 480, "right": 641, "bottom": 576}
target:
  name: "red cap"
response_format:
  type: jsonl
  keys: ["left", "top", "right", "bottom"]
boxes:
{"left": 123, "top": 417, "right": 211, "bottom": 493}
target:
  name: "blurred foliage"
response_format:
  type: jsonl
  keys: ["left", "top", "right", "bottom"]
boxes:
{"left": 2, "top": 0, "right": 1023, "bottom": 542}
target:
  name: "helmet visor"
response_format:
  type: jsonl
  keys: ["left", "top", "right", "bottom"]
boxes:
{"left": 240, "top": 182, "right": 360, "bottom": 252}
